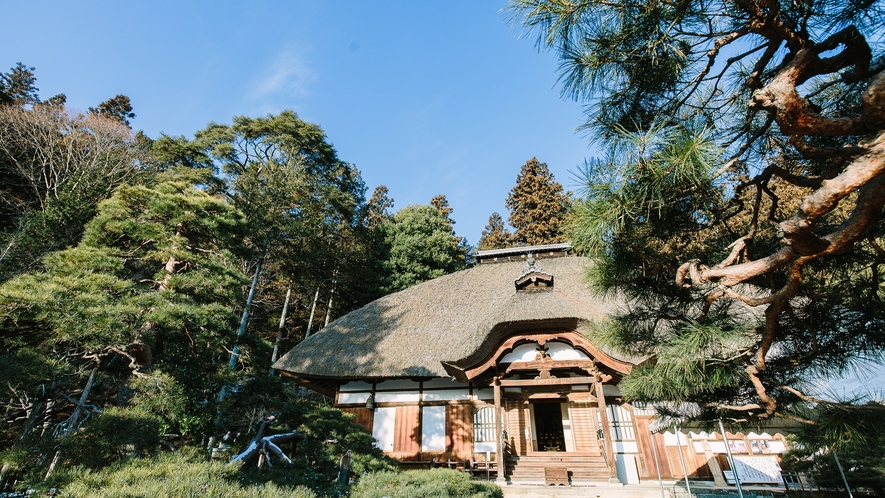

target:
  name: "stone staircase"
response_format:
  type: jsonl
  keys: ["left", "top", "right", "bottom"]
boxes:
{"left": 506, "top": 453, "right": 613, "bottom": 485}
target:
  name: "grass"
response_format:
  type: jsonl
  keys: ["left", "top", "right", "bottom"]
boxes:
{"left": 350, "top": 468, "right": 502, "bottom": 498}
{"left": 47, "top": 451, "right": 318, "bottom": 498}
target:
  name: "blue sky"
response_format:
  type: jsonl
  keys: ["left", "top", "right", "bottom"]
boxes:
{"left": 3, "top": 1, "right": 596, "bottom": 246}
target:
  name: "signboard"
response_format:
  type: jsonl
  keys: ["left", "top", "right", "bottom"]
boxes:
{"left": 725, "top": 456, "right": 782, "bottom": 484}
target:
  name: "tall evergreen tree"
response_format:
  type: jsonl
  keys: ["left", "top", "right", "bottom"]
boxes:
{"left": 505, "top": 157, "right": 571, "bottom": 246}
{"left": 193, "top": 111, "right": 366, "bottom": 364}
{"left": 89, "top": 94, "right": 136, "bottom": 127}
{"left": 0, "top": 63, "right": 39, "bottom": 106}
{"left": 430, "top": 194, "right": 454, "bottom": 221}
{"left": 430, "top": 194, "right": 469, "bottom": 257}
{"left": 478, "top": 212, "right": 512, "bottom": 250}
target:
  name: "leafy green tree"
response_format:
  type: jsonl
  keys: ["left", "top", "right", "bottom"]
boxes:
{"left": 509, "top": 0, "right": 885, "bottom": 430}
{"left": 89, "top": 94, "right": 136, "bottom": 127}
{"left": 505, "top": 157, "right": 571, "bottom": 246}
{"left": 380, "top": 203, "right": 468, "bottom": 294}
{"left": 192, "top": 110, "right": 365, "bottom": 364}
{"left": 478, "top": 212, "right": 512, "bottom": 250}
{"left": 148, "top": 133, "right": 214, "bottom": 171}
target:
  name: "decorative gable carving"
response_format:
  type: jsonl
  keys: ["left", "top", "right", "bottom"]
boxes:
{"left": 514, "top": 253, "right": 554, "bottom": 291}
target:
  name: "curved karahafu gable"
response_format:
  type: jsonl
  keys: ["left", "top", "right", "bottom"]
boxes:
{"left": 273, "top": 255, "right": 633, "bottom": 380}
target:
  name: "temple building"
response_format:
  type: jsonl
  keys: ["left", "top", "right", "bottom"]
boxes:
{"left": 273, "top": 244, "right": 788, "bottom": 485}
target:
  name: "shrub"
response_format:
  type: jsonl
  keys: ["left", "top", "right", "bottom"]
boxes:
{"left": 49, "top": 451, "right": 318, "bottom": 498}
{"left": 57, "top": 406, "right": 163, "bottom": 469}
{"left": 350, "top": 468, "right": 503, "bottom": 498}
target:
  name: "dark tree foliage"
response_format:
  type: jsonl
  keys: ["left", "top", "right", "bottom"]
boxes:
{"left": 783, "top": 401, "right": 885, "bottom": 495}
{"left": 0, "top": 63, "right": 39, "bottom": 106}
{"left": 509, "top": 0, "right": 885, "bottom": 431}
{"left": 505, "top": 157, "right": 571, "bottom": 246}
{"left": 89, "top": 94, "right": 136, "bottom": 127}
{"left": 478, "top": 212, "right": 512, "bottom": 250}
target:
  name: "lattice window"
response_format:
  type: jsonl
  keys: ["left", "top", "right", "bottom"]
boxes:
{"left": 598, "top": 404, "right": 635, "bottom": 441}
{"left": 473, "top": 406, "right": 496, "bottom": 442}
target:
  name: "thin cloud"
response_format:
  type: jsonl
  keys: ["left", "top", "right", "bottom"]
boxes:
{"left": 250, "top": 48, "right": 314, "bottom": 100}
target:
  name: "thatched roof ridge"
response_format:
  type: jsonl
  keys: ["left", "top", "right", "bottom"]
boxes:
{"left": 273, "top": 256, "right": 629, "bottom": 380}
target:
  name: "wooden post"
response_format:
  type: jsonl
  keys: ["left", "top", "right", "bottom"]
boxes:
{"left": 338, "top": 450, "right": 352, "bottom": 486}
{"left": 493, "top": 377, "right": 506, "bottom": 484}
{"left": 594, "top": 376, "right": 618, "bottom": 481}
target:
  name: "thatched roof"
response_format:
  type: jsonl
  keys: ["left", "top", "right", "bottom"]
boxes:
{"left": 273, "top": 255, "right": 631, "bottom": 381}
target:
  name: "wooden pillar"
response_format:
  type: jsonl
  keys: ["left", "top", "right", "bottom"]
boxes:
{"left": 594, "top": 376, "right": 618, "bottom": 480}
{"left": 493, "top": 377, "right": 507, "bottom": 483}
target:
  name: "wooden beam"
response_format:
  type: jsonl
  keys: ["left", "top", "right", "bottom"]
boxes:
{"left": 503, "top": 359, "right": 596, "bottom": 374}
{"left": 595, "top": 376, "right": 618, "bottom": 480}
{"left": 499, "top": 376, "right": 596, "bottom": 387}
{"left": 493, "top": 377, "right": 506, "bottom": 484}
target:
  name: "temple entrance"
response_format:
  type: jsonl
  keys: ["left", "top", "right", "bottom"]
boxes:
{"left": 532, "top": 402, "right": 566, "bottom": 451}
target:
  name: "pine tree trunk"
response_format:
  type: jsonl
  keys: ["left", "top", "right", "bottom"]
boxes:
{"left": 305, "top": 288, "right": 320, "bottom": 337}
{"left": 323, "top": 281, "right": 336, "bottom": 328}
{"left": 228, "top": 240, "right": 267, "bottom": 370}
{"left": 45, "top": 367, "right": 98, "bottom": 478}
{"left": 269, "top": 285, "right": 292, "bottom": 375}
{"left": 210, "top": 239, "right": 268, "bottom": 452}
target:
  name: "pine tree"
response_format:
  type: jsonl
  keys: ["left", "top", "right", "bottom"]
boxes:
{"left": 430, "top": 194, "right": 469, "bottom": 255}
{"left": 510, "top": 0, "right": 885, "bottom": 431}
{"left": 0, "top": 168, "right": 249, "bottom": 474}
{"left": 478, "top": 212, "right": 512, "bottom": 250}
{"left": 505, "top": 157, "right": 571, "bottom": 246}
{"left": 89, "top": 94, "right": 136, "bottom": 127}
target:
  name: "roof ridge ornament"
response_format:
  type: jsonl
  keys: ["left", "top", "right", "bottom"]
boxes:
{"left": 515, "top": 252, "right": 554, "bottom": 291}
